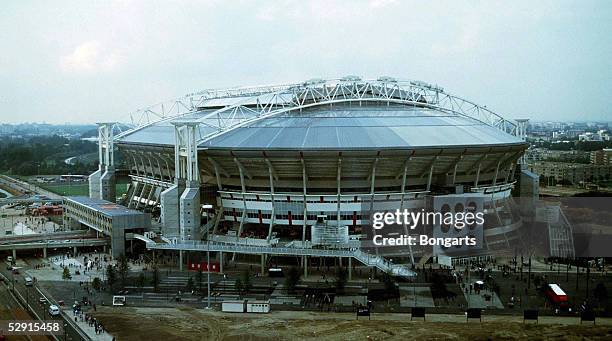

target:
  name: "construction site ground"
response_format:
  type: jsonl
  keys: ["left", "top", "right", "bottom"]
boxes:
{"left": 92, "top": 306, "right": 612, "bottom": 341}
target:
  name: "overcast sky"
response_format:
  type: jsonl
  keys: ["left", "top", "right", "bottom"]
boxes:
{"left": 0, "top": 0, "right": 610, "bottom": 124}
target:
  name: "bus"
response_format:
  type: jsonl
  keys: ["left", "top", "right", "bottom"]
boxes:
{"left": 545, "top": 283, "right": 569, "bottom": 310}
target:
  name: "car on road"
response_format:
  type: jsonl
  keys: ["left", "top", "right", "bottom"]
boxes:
{"left": 24, "top": 276, "right": 33, "bottom": 286}
{"left": 48, "top": 305, "right": 60, "bottom": 316}
{"left": 39, "top": 297, "right": 47, "bottom": 304}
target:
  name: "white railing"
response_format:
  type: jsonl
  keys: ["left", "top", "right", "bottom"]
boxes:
{"left": 146, "top": 240, "right": 416, "bottom": 278}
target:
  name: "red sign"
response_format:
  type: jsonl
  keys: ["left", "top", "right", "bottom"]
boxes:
{"left": 188, "top": 262, "right": 220, "bottom": 272}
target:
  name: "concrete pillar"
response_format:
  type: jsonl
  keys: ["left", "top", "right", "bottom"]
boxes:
{"left": 103, "top": 245, "right": 107, "bottom": 254}
{"left": 173, "top": 122, "right": 201, "bottom": 242}
{"left": 348, "top": 257, "right": 352, "bottom": 280}
{"left": 100, "top": 170, "right": 116, "bottom": 202}
{"left": 43, "top": 247, "right": 47, "bottom": 259}
{"left": 160, "top": 185, "right": 180, "bottom": 238}
{"left": 179, "top": 251, "right": 183, "bottom": 271}
{"left": 304, "top": 256, "right": 308, "bottom": 278}
{"left": 339, "top": 257, "right": 342, "bottom": 267}
{"left": 261, "top": 255, "right": 265, "bottom": 275}
{"left": 179, "top": 187, "right": 200, "bottom": 240}
{"left": 88, "top": 170, "right": 102, "bottom": 199}
{"left": 12, "top": 249, "right": 16, "bottom": 260}
{"left": 73, "top": 246, "right": 77, "bottom": 256}
{"left": 96, "top": 123, "right": 116, "bottom": 202}
{"left": 219, "top": 251, "right": 223, "bottom": 273}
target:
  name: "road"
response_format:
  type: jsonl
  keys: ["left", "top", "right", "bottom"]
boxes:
{"left": 0, "top": 175, "right": 63, "bottom": 205}
{"left": 0, "top": 266, "right": 90, "bottom": 341}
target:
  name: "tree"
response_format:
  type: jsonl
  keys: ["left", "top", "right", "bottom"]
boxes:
{"left": 242, "top": 269, "right": 252, "bottom": 294}
{"left": 136, "top": 273, "right": 146, "bottom": 293}
{"left": 186, "top": 276, "right": 194, "bottom": 292}
{"left": 335, "top": 267, "right": 348, "bottom": 294}
{"left": 62, "top": 266, "right": 72, "bottom": 280}
{"left": 106, "top": 264, "right": 116, "bottom": 291}
{"left": 92, "top": 277, "right": 102, "bottom": 291}
{"left": 285, "top": 267, "right": 301, "bottom": 294}
{"left": 151, "top": 262, "right": 160, "bottom": 292}
{"left": 117, "top": 253, "right": 130, "bottom": 288}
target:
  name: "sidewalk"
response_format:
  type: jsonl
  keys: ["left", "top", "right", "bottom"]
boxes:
{"left": 66, "top": 309, "right": 113, "bottom": 341}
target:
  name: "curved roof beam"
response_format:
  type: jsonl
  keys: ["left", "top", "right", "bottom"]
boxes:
{"left": 196, "top": 97, "right": 512, "bottom": 145}
{"left": 114, "top": 78, "right": 519, "bottom": 143}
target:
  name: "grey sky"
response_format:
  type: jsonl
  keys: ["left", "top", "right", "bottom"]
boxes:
{"left": 0, "top": 0, "right": 610, "bottom": 124}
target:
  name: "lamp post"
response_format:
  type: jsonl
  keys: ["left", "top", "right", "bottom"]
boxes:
{"left": 207, "top": 235, "right": 211, "bottom": 309}
{"left": 202, "top": 205, "right": 214, "bottom": 310}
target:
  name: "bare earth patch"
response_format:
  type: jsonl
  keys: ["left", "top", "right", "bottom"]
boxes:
{"left": 92, "top": 307, "right": 612, "bottom": 341}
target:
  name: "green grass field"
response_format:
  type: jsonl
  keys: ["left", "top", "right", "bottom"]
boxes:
{"left": 40, "top": 183, "right": 89, "bottom": 196}
{"left": 39, "top": 182, "right": 129, "bottom": 197}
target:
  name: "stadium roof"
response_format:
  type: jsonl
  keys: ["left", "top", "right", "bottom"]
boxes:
{"left": 118, "top": 105, "right": 523, "bottom": 150}
{"left": 115, "top": 78, "right": 524, "bottom": 150}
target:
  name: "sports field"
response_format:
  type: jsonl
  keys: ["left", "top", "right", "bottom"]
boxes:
{"left": 38, "top": 182, "right": 129, "bottom": 197}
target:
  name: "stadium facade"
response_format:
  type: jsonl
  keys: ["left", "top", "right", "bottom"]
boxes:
{"left": 86, "top": 77, "right": 534, "bottom": 270}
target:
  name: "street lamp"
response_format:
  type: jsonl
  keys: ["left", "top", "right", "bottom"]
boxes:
{"left": 202, "top": 205, "right": 213, "bottom": 310}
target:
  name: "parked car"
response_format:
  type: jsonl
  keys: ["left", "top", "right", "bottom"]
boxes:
{"left": 48, "top": 305, "right": 60, "bottom": 316}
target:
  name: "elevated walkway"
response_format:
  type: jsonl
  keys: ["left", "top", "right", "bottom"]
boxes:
{"left": 142, "top": 238, "right": 416, "bottom": 278}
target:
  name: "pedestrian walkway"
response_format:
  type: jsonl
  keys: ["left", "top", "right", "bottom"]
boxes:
{"left": 66, "top": 309, "right": 113, "bottom": 341}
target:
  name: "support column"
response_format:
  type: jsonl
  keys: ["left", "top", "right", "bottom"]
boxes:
{"left": 266, "top": 160, "right": 275, "bottom": 241}
{"left": 88, "top": 170, "right": 102, "bottom": 199}
{"left": 474, "top": 162, "right": 482, "bottom": 187}
{"left": 43, "top": 247, "right": 47, "bottom": 258}
{"left": 73, "top": 246, "right": 77, "bottom": 256}
{"left": 301, "top": 155, "right": 308, "bottom": 245}
{"left": 179, "top": 251, "right": 183, "bottom": 271}
{"left": 304, "top": 256, "right": 308, "bottom": 278}
{"left": 493, "top": 160, "right": 501, "bottom": 185}
{"left": 95, "top": 123, "right": 116, "bottom": 202}
{"left": 261, "top": 255, "right": 265, "bottom": 275}
{"left": 426, "top": 157, "right": 436, "bottom": 192}
{"left": 336, "top": 156, "right": 342, "bottom": 228}
{"left": 219, "top": 251, "right": 223, "bottom": 273}
{"left": 400, "top": 156, "right": 415, "bottom": 264}
{"left": 369, "top": 157, "right": 378, "bottom": 214}
{"left": 135, "top": 184, "right": 148, "bottom": 210}
{"left": 12, "top": 249, "right": 16, "bottom": 260}
{"left": 160, "top": 185, "right": 180, "bottom": 238}
{"left": 173, "top": 122, "right": 201, "bottom": 242}
{"left": 348, "top": 257, "right": 352, "bottom": 280}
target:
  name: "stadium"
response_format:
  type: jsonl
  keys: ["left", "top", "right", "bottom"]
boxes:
{"left": 83, "top": 76, "right": 533, "bottom": 275}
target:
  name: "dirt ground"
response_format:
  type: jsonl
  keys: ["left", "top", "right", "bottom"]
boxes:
{"left": 93, "top": 307, "right": 612, "bottom": 341}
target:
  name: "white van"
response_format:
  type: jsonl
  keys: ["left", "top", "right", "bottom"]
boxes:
{"left": 48, "top": 305, "right": 60, "bottom": 316}
{"left": 112, "top": 296, "right": 126, "bottom": 306}
{"left": 24, "top": 277, "right": 33, "bottom": 286}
